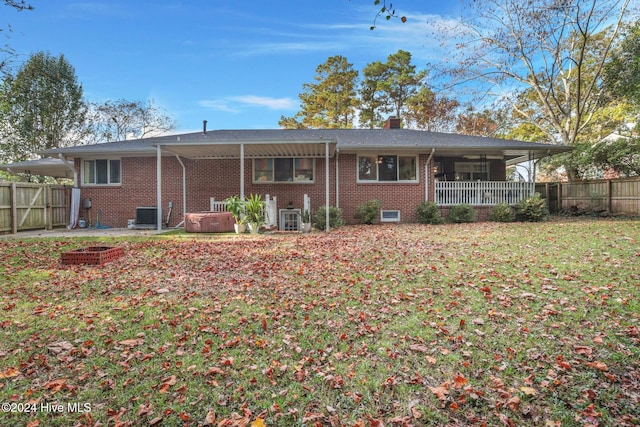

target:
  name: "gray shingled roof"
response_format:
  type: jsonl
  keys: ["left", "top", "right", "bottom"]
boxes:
{"left": 40, "top": 128, "right": 571, "bottom": 164}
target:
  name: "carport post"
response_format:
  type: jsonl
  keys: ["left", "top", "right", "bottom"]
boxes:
{"left": 157, "top": 145, "right": 162, "bottom": 232}
{"left": 240, "top": 143, "right": 245, "bottom": 199}
{"left": 325, "top": 141, "right": 330, "bottom": 232}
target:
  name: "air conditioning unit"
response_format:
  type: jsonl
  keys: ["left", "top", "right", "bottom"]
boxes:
{"left": 136, "top": 207, "right": 161, "bottom": 227}
{"left": 380, "top": 210, "right": 401, "bottom": 223}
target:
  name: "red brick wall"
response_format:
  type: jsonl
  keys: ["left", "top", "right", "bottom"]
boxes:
{"left": 74, "top": 154, "right": 504, "bottom": 228}
{"left": 77, "top": 157, "right": 184, "bottom": 228}
{"left": 337, "top": 153, "right": 431, "bottom": 224}
{"left": 242, "top": 157, "right": 337, "bottom": 215}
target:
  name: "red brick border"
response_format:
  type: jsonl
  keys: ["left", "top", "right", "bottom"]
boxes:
{"left": 61, "top": 246, "right": 124, "bottom": 265}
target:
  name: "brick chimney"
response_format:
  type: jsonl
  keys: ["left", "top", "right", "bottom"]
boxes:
{"left": 383, "top": 116, "right": 401, "bottom": 129}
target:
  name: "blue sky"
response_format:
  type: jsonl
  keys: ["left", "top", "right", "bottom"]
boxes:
{"left": 4, "top": 1, "right": 461, "bottom": 133}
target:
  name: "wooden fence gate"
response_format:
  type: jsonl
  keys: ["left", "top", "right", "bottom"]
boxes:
{"left": 0, "top": 182, "right": 70, "bottom": 234}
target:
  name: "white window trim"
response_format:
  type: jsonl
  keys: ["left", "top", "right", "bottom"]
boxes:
{"left": 81, "top": 158, "right": 122, "bottom": 186}
{"left": 252, "top": 158, "right": 315, "bottom": 184}
{"left": 356, "top": 154, "right": 419, "bottom": 183}
{"left": 380, "top": 210, "right": 401, "bottom": 223}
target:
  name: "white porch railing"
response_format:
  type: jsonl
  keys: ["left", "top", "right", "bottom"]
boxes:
{"left": 209, "top": 196, "right": 278, "bottom": 227}
{"left": 435, "top": 181, "right": 535, "bottom": 206}
{"left": 210, "top": 199, "right": 227, "bottom": 212}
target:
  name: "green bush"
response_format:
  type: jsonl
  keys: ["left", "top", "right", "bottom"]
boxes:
{"left": 515, "top": 194, "right": 549, "bottom": 222}
{"left": 314, "top": 206, "right": 345, "bottom": 230}
{"left": 488, "top": 203, "right": 516, "bottom": 222}
{"left": 354, "top": 199, "right": 382, "bottom": 224}
{"left": 448, "top": 204, "right": 476, "bottom": 223}
{"left": 416, "top": 201, "right": 444, "bottom": 224}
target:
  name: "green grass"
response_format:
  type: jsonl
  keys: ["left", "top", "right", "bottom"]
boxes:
{"left": 0, "top": 217, "right": 639, "bottom": 426}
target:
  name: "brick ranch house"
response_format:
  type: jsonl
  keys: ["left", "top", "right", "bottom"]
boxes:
{"left": 7, "top": 118, "right": 571, "bottom": 230}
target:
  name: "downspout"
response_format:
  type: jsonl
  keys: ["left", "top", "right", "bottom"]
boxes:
{"left": 174, "top": 154, "right": 186, "bottom": 228}
{"left": 425, "top": 148, "right": 435, "bottom": 202}
{"left": 335, "top": 149, "right": 340, "bottom": 208}
{"left": 156, "top": 145, "right": 162, "bottom": 232}
{"left": 58, "top": 154, "right": 78, "bottom": 187}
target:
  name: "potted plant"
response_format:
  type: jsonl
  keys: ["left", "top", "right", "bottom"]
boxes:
{"left": 299, "top": 209, "right": 312, "bottom": 233}
{"left": 245, "top": 193, "right": 265, "bottom": 234}
{"left": 224, "top": 195, "right": 247, "bottom": 234}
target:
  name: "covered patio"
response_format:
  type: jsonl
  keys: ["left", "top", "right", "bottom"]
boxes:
{"left": 428, "top": 145, "right": 565, "bottom": 207}
{"left": 153, "top": 137, "right": 337, "bottom": 232}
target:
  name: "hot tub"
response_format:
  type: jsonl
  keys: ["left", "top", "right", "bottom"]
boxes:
{"left": 184, "top": 211, "right": 235, "bottom": 233}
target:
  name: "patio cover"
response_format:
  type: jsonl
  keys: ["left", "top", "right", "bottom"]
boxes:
{"left": 0, "top": 158, "right": 75, "bottom": 179}
{"left": 154, "top": 139, "right": 337, "bottom": 159}
{"left": 153, "top": 139, "right": 338, "bottom": 232}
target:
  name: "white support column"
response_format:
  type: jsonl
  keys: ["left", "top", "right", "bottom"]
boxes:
{"left": 335, "top": 150, "right": 339, "bottom": 208}
{"left": 325, "top": 141, "right": 330, "bottom": 232}
{"left": 303, "top": 194, "right": 310, "bottom": 215}
{"left": 156, "top": 145, "right": 162, "bottom": 231}
{"left": 425, "top": 148, "right": 435, "bottom": 202}
{"left": 175, "top": 155, "right": 187, "bottom": 227}
{"left": 240, "top": 143, "right": 245, "bottom": 199}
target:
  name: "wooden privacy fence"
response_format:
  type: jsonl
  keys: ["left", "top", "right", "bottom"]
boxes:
{"left": 536, "top": 178, "right": 640, "bottom": 216}
{"left": 0, "top": 182, "right": 70, "bottom": 234}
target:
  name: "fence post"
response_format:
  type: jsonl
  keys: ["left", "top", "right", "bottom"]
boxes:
{"left": 607, "top": 179, "right": 613, "bottom": 214}
{"left": 10, "top": 182, "right": 17, "bottom": 234}
{"left": 545, "top": 183, "right": 550, "bottom": 207}
{"left": 46, "top": 186, "right": 52, "bottom": 230}
{"left": 557, "top": 182, "right": 562, "bottom": 212}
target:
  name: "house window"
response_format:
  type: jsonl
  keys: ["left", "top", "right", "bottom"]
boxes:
{"left": 253, "top": 158, "right": 314, "bottom": 183}
{"left": 454, "top": 162, "right": 489, "bottom": 181}
{"left": 82, "top": 159, "right": 121, "bottom": 185}
{"left": 357, "top": 155, "right": 418, "bottom": 182}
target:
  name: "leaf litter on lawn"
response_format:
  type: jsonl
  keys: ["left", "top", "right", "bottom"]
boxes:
{"left": 0, "top": 218, "right": 638, "bottom": 426}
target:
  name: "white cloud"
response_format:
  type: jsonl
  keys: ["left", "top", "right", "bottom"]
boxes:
{"left": 198, "top": 99, "right": 240, "bottom": 113}
{"left": 229, "top": 9, "right": 461, "bottom": 66}
{"left": 230, "top": 95, "right": 297, "bottom": 110}
{"left": 199, "top": 96, "right": 297, "bottom": 113}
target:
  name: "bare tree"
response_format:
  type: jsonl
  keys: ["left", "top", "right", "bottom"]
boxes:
{"left": 86, "top": 99, "right": 176, "bottom": 143}
{"left": 1, "top": 0, "right": 34, "bottom": 73}
{"left": 434, "top": 0, "right": 634, "bottom": 179}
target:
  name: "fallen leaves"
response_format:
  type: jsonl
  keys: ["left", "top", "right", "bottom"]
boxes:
{"left": 117, "top": 338, "right": 144, "bottom": 347}
{"left": 428, "top": 383, "right": 450, "bottom": 401}
{"left": 584, "top": 360, "right": 608, "bottom": 371}
{"left": 0, "top": 367, "right": 19, "bottom": 379}
{"left": 157, "top": 375, "right": 177, "bottom": 394}
{"left": 0, "top": 220, "right": 639, "bottom": 426}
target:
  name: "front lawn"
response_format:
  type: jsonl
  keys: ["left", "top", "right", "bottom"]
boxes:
{"left": 0, "top": 218, "right": 638, "bottom": 426}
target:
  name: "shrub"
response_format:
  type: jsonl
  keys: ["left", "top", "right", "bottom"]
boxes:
{"left": 314, "top": 206, "right": 345, "bottom": 230}
{"left": 448, "top": 204, "right": 476, "bottom": 223}
{"left": 354, "top": 199, "right": 382, "bottom": 224}
{"left": 488, "top": 203, "right": 516, "bottom": 222}
{"left": 515, "top": 194, "right": 549, "bottom": 222}
{"left": 416, "top": 201, "right": 444, "bottom": 224}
